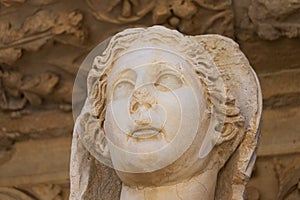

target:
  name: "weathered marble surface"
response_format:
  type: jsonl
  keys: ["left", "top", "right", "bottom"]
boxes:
{"left": 70, "top": 26, "right": 262, "bottom": 200}
{"left": 0, "top": 0, "right": 299, "bottom": 199}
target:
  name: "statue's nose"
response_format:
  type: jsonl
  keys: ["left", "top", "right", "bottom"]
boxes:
{"left": 130, "top": 87, "right": 155, "bottom": 125}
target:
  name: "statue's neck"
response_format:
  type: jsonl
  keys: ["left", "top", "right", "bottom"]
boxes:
{"left": 120, "top": 168, "right": 218, "bottom": 200}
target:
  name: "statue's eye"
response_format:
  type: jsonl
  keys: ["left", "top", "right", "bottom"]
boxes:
{"left": 154, "top": 73, "right": 183, "bottom": 92}
{"left": 113, "top": 80, "right": 134, "bottom": 100}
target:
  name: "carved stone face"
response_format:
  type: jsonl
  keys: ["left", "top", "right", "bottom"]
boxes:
{"left": 104, "top": 48, "right": 207, "bottom": 173}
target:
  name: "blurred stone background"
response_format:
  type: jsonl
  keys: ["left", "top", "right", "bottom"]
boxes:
{"left": 0, "top": 0, "right": 299, "bottom": 199}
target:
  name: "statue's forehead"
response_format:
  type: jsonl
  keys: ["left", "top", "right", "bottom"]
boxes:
{"left": 109, "top": 48, "right": 191, "bottom": 75}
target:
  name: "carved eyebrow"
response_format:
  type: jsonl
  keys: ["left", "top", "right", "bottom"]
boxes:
{"left": 156, "top": 61, "right": 183, "bottom": 73}
{"left": 157, "top": 68, "right": 183, "bottom": 78}
{"left": 117, "top": 68, "right": 137, "bottom": 80}
{"left": 113, "top": 79, "right": 135, "bottom": 87}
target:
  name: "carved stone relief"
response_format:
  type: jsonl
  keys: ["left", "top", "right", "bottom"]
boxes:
{"left": 0, "top": 184, "right": 69, "bottom": 200}
{"left": 248, "top": 0, "right": 300, "bottom": 40}
{"left": 87, "top": 0, "right": 234, "bottom": 36}
{"left": 0, "top": 68, "right": 59, "bottom": 110}
{"left": 0, "top": 0, "right": 298, "bottom": 200}
{"left": 0, "top": 0, "right": 25, "bottom": 7}
{"left": 0, "top": 9, "right": 85, "bottom": 65}
{"left": 245, "top": 153, "right": 300, "bottom": 200}
{"left": 0, "top": 66, "right": 74, "bottom": 111}
{"left": 275, "top": 158, "right": 300, "bottom": 200}
{"left": 234, "top": 0, "right": 300, "bottom": 41}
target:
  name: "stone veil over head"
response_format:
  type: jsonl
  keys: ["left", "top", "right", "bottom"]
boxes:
{"left": 70, "top": 26, "right": 262, "bottom": 200}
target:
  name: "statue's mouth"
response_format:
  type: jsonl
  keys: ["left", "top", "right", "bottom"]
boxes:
{"left": 130, "top": 126, "right": 161, "bottom": 139}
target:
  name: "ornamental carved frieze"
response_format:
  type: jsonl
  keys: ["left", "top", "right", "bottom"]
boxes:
{"left": 86, "top": 0, "right": 234, "bottom": 36}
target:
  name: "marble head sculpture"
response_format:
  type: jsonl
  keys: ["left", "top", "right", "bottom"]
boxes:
{"left": 70, "top": 26, "right": 262, "bottom": 200}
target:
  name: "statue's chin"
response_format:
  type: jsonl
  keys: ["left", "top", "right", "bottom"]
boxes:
{"left": 112, "top": 146, "right": 211, "bottom": 188}
{"left": 108, "top": 141, "right": 183, "bottom": 174}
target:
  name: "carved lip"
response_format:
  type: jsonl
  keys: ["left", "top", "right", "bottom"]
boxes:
{"left": 130, "top": 126, "right": 161, "bottom": 139}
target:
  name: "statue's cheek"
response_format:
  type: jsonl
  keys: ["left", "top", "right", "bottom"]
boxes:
{"left": 105, "top": 99, "right": 133, "bottom": 146}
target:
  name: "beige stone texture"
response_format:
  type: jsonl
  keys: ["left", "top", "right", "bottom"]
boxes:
{"left": 70, "top": 26, "right": 261, "bottom": 199}
{"left": 0, "top": 0, "right": 299, "bottom": 199}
